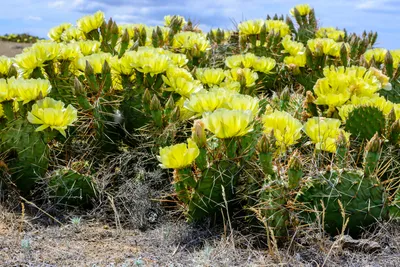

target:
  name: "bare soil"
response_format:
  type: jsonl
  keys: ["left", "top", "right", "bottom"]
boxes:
{"left": 0, "top": 41, "right": 31, "bottom": 57}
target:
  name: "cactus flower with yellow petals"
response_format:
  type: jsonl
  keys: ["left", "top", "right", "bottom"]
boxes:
{"left": 290, "top": 4, "right": 312, "bottom": 16}
{"left": 8, "top": 77, "right": 51, "bottom": 104}
{"left": 202, "top": 108, "right": 254, "bottom": 139}
{"left": 157, "top": 138, "right": 199, "bottom": 169}
{"left": 27, "top": 97, "right": 78, "bottom": 137}
{"left": 195, "top": 68, "right": 226, "bottom": 86}
{"left": 76, "top": 11, "right": 105, "bottom": 34}
{"left": 262, "top": 110, "right": 303, "bottom": 151}
{"left": 304, "top": 117, "right": 350, "bottom": 153}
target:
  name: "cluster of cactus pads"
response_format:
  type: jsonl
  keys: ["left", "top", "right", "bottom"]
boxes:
{"left": 0, "top": 4, "right": 400, "bottom": 240}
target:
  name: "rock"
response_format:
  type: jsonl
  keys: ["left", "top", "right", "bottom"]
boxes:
{"left": 340, "top": 235, "right": 381, "bottom": 253}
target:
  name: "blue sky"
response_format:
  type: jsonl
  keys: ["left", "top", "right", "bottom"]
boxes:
{"left": 0, "top": 0, "right": 399, "bottom": 49}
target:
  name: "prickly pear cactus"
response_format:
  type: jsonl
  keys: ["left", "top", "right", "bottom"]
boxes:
{"left": 0, "top": 119, "right": 49, "bottom": 195}
{"left": 48, "top": 168, "right": 96, "bottom": 206}
{"left": 344, "top": 106, "right": 385, "bottom": 140}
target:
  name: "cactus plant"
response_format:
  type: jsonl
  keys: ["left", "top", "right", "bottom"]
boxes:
{"left": 344, "top": 106, "right": 386, "bottom": 140}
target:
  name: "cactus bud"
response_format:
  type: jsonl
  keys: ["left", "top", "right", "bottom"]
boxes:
{"left": 102, "top": 60, "right": 111, "bottom": 75}
{"left": 259, "top": 24, "right": 267, "bottom": 46}
{"left": 385, "top": 51, "right": 394, "bottom": 78}
{"left": 140, "top": 27, "right": 147, "bottom": 46}
{"left": 150, "top": 94, "right": 161, "bottom": 111}
{"left": 192, "top": 119, "right": 206, "bottom": 148}
{"left": 257, "top": 131, "right": 276, "bottom": 154}
{"left": 293, "top": 8, "right": 303, "bottom": 25}
{"left": 335, "top": 131, "right": 348, "bottom": 168}
{"left": 364, "top": 133, "right": 381, "bottom": 176}
{"left": 111, "top": 21, "right": 119, "bottom": 35}
{"left": 170, "top": 106, "right": 180, "bottom": 122}
{"left": 288, "top": 150, "right": 303, "bottom": 189}
{"left": 152, "top": 29, "right": 159, "bottom": 48}
{"left": 7, "top": 65, "right": 18, "bottom": 78}
{"left": 165, "top": 95, "right": 175, "bottom": 110}
{"left": 285, "top": 16, "right": 296, "bottom": 35}
{"left": 340, "top": 43, "right": 348, "bottom": 67}
{"left": 389, "top": 120, "right": 400, "bottom": 144}
{"left": 74, "top": 77, "right": 85, "bottom": 96}
{"left": 121, "top": 29, "right": 130, "bottom": 43}
{"left": 85, "top": 60, "right": 95, "bottom": 77}
{"left": 388, "top": 108, "right": 396, "bottom": 127}
{"left": 142, "top": 88, "right": 152, "bottom": 112}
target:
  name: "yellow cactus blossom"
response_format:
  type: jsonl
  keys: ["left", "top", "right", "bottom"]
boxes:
{"left": 76, "top": 53, "right": 112, "bottom": 74}
{"left": 76, "top": 11, "right": 105, "bottom": 34}
{"left": 313, "top": 77, "right": 351, "bottom": 108}
{"left": 0, "top": 104, "right": 4, "bottom": 118}
{"left": 164, "top": 15, "right": 186, "bottom": 28}
{"left": 290, "top": 4, "right": 312, "bottom": 16}
{"left": 202, "top": 109, "right": 254, "bottom": 139}
{"left": 195, "top": 68, "right": 226, "bottom": 86}
{"left": 368, "top": 67, "right": 392, "bottom": 91}
{"left": 281, "top": 36, "right": 305, "bottom": 56}
{"left": 252, "top": 57, "right": 276, "bottom": 73}
{"left": 184, "top": 88, "right": 236, "bottom": 114}
{"left": 129, "top": 48, "right": 170, "bottom": 76}
{"left": 363, "top": 48, "right": 388, "bottom": 64}
{"left": 391, "top": 49, "right": 400, "bottom": 69}
{"left": 61, "top": 26, "right": 86, "bottom": 42}
{"left": 262, "top": 110, "right": 303, "bottom": 151}
{"left": 284, "top": 54, "right": 307, "bottom": 69}
{"left": 304, "top": 117, "right": 349, "bottom": 153}
{"left": 225, "top": 68, "right": 258, "bottom": 88}
{"left": 58, "top": 43, "right": 82, "bottom": 61}
{"left": 307, "top": 38, "right": 341, "bottom": 57}
{"left": 27, "top": 97, "right": 77, "bottom": 137}
{"left": 163, "top": 66, "right": 194, "bottom": 89}
{"left": 219, "top": 81, "right": 241, "bottom": 92}
{"left": 241, "top": 53, "right": 258, "bottom": 68}
{"left": 74, "top": 40, "right": 101, "bottom": 56}
{"left": 0, "top": 78, "right": 18, "bottom": 102}
{"left": 174, "top": 80, "right": 203, "bottom": 98}
{"left": 32, "top": 42, "right": 61, "bottom": 62}
{"left": 8, "top": 77, "right": 52, "bottom": 104}
{"left": 110, "top": 52, "right": 136, "bottom": 76}
{"left": 225, "top": 55, "right": 244, "bottom": 69}
{"left": 48, "top": 23, "right": 72, "bottom": 42}
{"left": 163, "top": 51, "right": 188, "bottom": 67}
{"left": 210, "top": 28, "right": 231, "bottom": 41}
{"left": 345, "top": 66, "right": 382, "bottom": 97}
{"left": 0, "top": 56, "right": 12, "bottom": 76}
{"left": 222, "top": 94, "right": 259, "bottom": 116}
{"left": 157, "top": 138, "right": 199, "bottom": 169}
{"left": 173, "top": 32, "right": 210, "bottom": 57}
{"left": 316, "top": 27, "right": 345, "bottom": 41}
{"left": 238, "top": 19, "right": 265, "bottom": 36}
{"left": 176, "top": 97, "right": 196, "bottom": 120}
{"left": 265, "top": 20, "right": 291, "bottom": 37}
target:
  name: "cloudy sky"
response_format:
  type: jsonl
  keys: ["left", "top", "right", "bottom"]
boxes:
{"left": 0, "top": 0, "right": 399, "bottom": 49}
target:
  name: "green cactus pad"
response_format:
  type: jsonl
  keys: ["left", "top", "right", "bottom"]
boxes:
{"left": 297, "top": 170, "right": 388, "bottom": 236}
{"left": 345, "top": 106, "right": 385, "bottom": 140}
{"left": 0, "top": 119, "right": 49, "bottom": 195}
{"left": 48, "top": 168, "right": 96, "bottom": 206}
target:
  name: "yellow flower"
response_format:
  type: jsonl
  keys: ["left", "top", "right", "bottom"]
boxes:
{"left": 262, "top": 110, "right": 303, "bottom": 151}
{"left": 304, "top": 117, "right": 350, "bottom": 153}
{"left": 0, "top": 78, "right": 17, "bottom": 102}
{"left": 75, "top": 52, "right": 112, "bottom": 74}
{"left": 290, "top": 4, "right": 312, "bottom": 16}
{"left": 173, "top": 32, "right": 210, "bottom": 57}
{"left": 58, "top": 43, "right": 82, "bottom": 61}
{"left": 184, "top": 88, "right": 236, "bottom": 114}
{"left": 392, "top": 49, "right": 400, "bottom": 69}
{"left": 61, "top": 26, "right": 86, "bottom": 42}
{"left": 265, "top": 20, "right": 291, "bottom": 37}
{"left": 284, "top": 54, "right": 307, "bottom": 70}
{"left": 48, "top": 23, "right": 72, "bottom": 42}
{"left": 363, "top": 48, "right": 388, "bottom": 64}
{"left": 164, "top": 15, "right": 186, "bottom": 28}
{"left": 238, "top": 19, "right": 264, "bottom": 35}
{"left": 313, "top": 77, "right": 350, "bottom": 107}
{"left": 157, "top": 138, "right": 199, "bottom": 169}
{"left": 316, "top": 27, "right": 345, "bottom": 41}
{"left": 281, "top": 36, "right": 305, "bottom": 56}
{"left": 338, "top": 95, "right": 394, "bottom": 121}
{"left": 225, "top": 68, "right": 258, "bottom": 88}
{"left": 163, "top": 51, "right": 188, "bottom": 67}
{"left": 307, "top": 38, "right": 341, "bottom": 57}
{"left": 31, "top": 42, "right": 61, "bottom": 62}
{"left": 219, "top": 81, "right": 241, "bottom": 92}
{"left": 368, "top": 67, "right": 392, "bottom": 91}
{"left": 202, "top": 109, "right": 254, "bottom": 139}
{"left": 252, "top": 57, "right": 276, "bottom": 73}
{"left": 74, "top": 40, "right": 101, "bottom": 56}
{"left": 76, "top": 11, "right": 105, "bottom": 34}
{"left": 163, "top": 66, "right": 193, "bottom": 88}
{"left": 225, "top": 55, "right": 243, "bottom": 69}
{"left": 196, "top": 68, "right": 226, "bottom": 86}
{"left": 14, "top": 51, "right": 45, "bottom": 78}
{"left": 0, "top": 56, "right": 12, "bottom": 76}
{"left": 27, "top": 97, "right": 77, "bottom": 137}
{"left": 129, "top": 48, "right": 170, "bottom": 76}
{"left": 222, "top": 94, "right": 259, "bottom": 116}
{"left": 8, "top": 77, "right": 52, "bottom": 104}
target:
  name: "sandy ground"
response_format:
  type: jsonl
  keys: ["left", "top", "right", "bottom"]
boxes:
{"left": 0, "top": 40, "right": 31, "bottom": 57}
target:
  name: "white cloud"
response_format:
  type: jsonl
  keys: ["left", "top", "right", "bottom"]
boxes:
{"left": 27, "top": 16, "right": 42, "bottom": 21}
{"left": 48, "top": 1, "right": 65, "bottom": 8}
